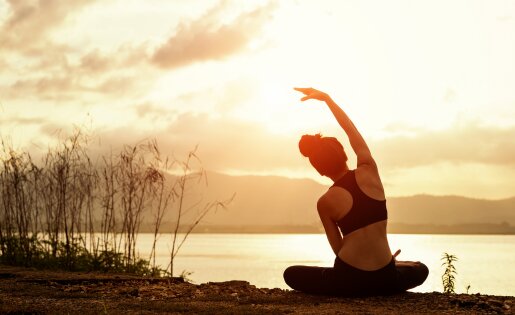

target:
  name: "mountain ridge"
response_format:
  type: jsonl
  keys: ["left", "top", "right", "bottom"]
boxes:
{"left": 156, "top": 171, "right": 515, "bottom": 233}
{"left": 204, "top": 171, "right": 515, "bottom": 201}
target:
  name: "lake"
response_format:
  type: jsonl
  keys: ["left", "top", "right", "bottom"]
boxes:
{"left": 135, "top": 233, "right": 515, "bottom": 296}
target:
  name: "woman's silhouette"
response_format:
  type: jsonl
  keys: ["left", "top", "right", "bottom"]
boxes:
{"left": 283, "top": 87, "right": 428, "bottom": 296}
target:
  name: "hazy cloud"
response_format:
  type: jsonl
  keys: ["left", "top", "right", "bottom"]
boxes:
{"left": 373, "top": 124, "right": 515, "bottom": 169}
{"left": 0, "top": 1, "right": 272, "bottom": 104}
{"left": 174, "top": 77, "right": 257, "bottom": 113}
{"left": 79, "top": 50, "right": 112, "bottom": 74}
{"left": 76, "top": 45, "right": 150, "bottom": 75}
{"left": 0, "top": 0, "right": 95, "bottom": 52}
{"left": 95, "top": 112, "right": 302, "bottom": 173}
{"left": 7, "top": 75, "right": 77, "bottom": 101}
{"left": 5, "top": 74, "right": 122, "bottom": 101}
{"left": 152, "top": 1, "right": 275, "bottom": 69}
{"left": 0, "top": 0, "right": 153, "bottom": 102}
{"left": 134, "top": 103, "right": 177, "bottom": 119}
{"left": 27, "top": 113, "right": 515, "bottom": 177}
{"left": 94, "top": 75, "right": 138, "bottom": 95}
{"left": 3, "top": 48, "right": 152, "bottom": 100}
{"left": 0, "top": 116, "right": 47, "bottom": 126}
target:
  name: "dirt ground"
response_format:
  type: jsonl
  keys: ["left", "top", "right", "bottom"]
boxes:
{"left": 0, "top": 265, "right": 513, "bottom": 315}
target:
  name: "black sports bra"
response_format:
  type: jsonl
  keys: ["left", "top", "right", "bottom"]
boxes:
{"left": 331, "top": 170, "right": 388, "bottom": 236}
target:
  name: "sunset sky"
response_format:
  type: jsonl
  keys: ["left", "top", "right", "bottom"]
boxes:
{"left": 1, "top": 0, "right": 514, "bottom": 199}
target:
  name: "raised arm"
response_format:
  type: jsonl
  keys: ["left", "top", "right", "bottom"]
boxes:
{"left": 294, "top": 87, "right": 375, "bottom": 167}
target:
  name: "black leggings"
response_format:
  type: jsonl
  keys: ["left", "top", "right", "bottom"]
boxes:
{"left": 283, "top": 257, "right": 429, "bottom": 296}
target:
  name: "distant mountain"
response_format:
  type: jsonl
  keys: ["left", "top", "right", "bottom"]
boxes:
{"left": 162, "top": 171, "right": 325, "bottom": 227}
{"left": 387, "top": 194, "right": 515, "bottom": 225}
{"left": 155, "top": 171, "right": 515, "bottom": 234}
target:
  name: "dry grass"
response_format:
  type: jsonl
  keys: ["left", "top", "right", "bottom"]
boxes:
{"left": 0, "top": 128, "right": 230, "bottom": 277}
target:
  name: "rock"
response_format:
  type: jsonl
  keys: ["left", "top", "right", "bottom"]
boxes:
{"left": 451, "top": 297, "right": 476, "bottom": 308}
{"left": 0, "top": 273, "right": 16, "bottom": 279}
{"left": 128, "top": 288, "right": 139, "bottom": 297}
{"left": 208, "top": 280, "right": 250, "bottom": 287}
{"left": 487, "top": 299, "right": 504, "bottom": 307}
{"left": 477, "top": 301, "right": 490, "bottom": 309}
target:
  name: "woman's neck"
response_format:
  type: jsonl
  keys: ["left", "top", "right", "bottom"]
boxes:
{"left": 328, "top": 168, "right": 350, "bottom": 183}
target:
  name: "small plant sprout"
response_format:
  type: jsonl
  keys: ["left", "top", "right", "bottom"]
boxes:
{"left": 179, "top": 270, "right": 194, "bottom": 283}
{"left": 441, "top": 252, "right": 458, "bottom": 294}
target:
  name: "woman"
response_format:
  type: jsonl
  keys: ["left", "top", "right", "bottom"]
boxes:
{"left": 283, "top": 87, "right": 428, "bottom": 296}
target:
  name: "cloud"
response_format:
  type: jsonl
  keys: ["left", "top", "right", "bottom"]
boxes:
{"left": 6, "top": 75, "right": 77, "bottom": 101}
{"left": 77, "top": 45, "right": 150, "bottom": 75}
{"left": 173, "top": 77, "right": 257, "bottom": 113}
{"left": 0, "top": 1, "right": 273, "bottom": 104}
{"left": 93, "top": 75, "right": 138, "bottom": 95}
{"left": 79, "top": 50, "right": 112, "bottom": 74}
{"left": 372, "top": 124, "right": 515, "bottom": 169}
{"left": 92, "top": 112, "right": 302, "bottom": 173}
{"left": 152, "top": 1, "right": 275, "bottom": 69}
{"left": 0, "top": 0, "right": 95, "bottom": 52}
{"left": 34, "top": 113, "right": 513, "bottom": 176}
{"left": 3, "top": 48, "right": 153, "bottom": 100}
{"left": 134, "top": 103, "right": 177, "bottom": 120}
{"left": 0, "top": 116, "right": 47, "bottom": 126}
{"left": 0, "top": 1, "right": 154, "bottom": 102}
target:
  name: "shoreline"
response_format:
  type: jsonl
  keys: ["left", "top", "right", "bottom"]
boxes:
{"left": 0, "top": 265, "right": 513, "bottom": 314}
{"left": 135, "top": 223, "right": 515, "bottom": 235}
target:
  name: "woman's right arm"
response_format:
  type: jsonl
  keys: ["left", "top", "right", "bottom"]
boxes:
{"left": 294, "top": 87, "right": 376, "bottom": 168}
{"left": 317, "top": 194, "right": 343, "bottom": 256}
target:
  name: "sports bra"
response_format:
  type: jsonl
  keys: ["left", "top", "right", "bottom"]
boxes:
{"left": 331, "top": 170, "right": 388, "bottom": 236}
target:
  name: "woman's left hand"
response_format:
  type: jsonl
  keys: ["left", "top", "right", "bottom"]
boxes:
{"left": 393, "top": 249, "right": 401, "bottom": 260}
{"left": 294, "top": 87, "right": 330, "bottom": 102}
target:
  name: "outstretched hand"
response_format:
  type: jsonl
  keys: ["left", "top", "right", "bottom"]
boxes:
{"left": 393, "top": 249, "right": 420, "bottom": 266}
{"left": 294, "top": 87, "right": 330, "bottom": 102}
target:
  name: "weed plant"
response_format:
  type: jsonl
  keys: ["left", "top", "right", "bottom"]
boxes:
{"left": 0, "top": 129, "right": 229, "bottom": 277}
{"left": 441, "top": 252, "right": 458, "bottom": 294}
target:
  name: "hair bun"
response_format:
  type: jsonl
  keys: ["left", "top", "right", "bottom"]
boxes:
{"left": 299, "top": 134, "right": 322, "bottom": 157}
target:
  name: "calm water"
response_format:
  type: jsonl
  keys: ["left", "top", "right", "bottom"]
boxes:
{"left": 134, "top": 233, "right": 515, "bottom": 296}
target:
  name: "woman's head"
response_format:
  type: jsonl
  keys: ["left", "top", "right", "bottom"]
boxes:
{"left": 299, "top": 134, "right": 348, "bottom": 177}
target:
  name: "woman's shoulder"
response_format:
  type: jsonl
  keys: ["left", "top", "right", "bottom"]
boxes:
{"left": 317, "top": 186, "right": 353, "bottom": 219}
{"left": 354, "top": 166, "right": 386, "bottom": 200}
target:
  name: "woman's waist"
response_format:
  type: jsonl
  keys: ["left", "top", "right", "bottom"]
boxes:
{"left": 337, "top": 233, "right": 392, "bottom": 271}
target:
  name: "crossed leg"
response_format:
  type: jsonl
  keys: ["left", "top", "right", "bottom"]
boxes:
{"left": 395, "top": 261, "right": 429, "bottom": 291}
{"left": 283, "top": 260, "right": 429, "bottom": 296}
{"left": 283, "top": 265, "right": 339, "bottom": 295}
